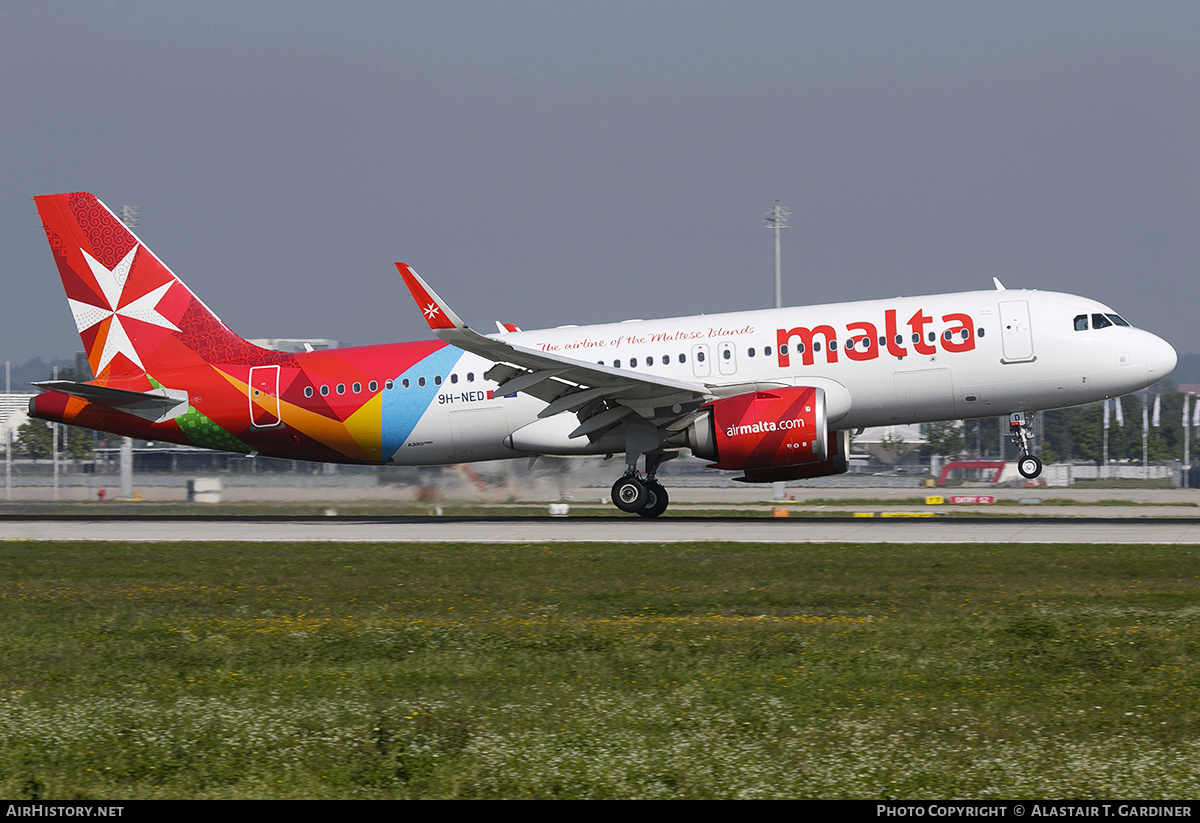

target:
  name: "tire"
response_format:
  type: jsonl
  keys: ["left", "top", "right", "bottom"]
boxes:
{"left": 636, "top": 482, "right": 670, "bottom": 518}
{"left": 612, "top": 476, "right": 648, "bottom": 512}
{"left": 1018, "top": 455, "right": 1042, "bottom": 479}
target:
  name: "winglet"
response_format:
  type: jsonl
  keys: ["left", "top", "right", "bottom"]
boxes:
{"left": 396, "top": 263, "right": 465, "bottom": 332}
{"left": 992, "top": 277, "right": 1007, "bottom": 291}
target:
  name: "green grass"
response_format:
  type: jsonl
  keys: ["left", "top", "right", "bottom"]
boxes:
{"left": 2, "top": 540, "right": 1199, "bottom": 798}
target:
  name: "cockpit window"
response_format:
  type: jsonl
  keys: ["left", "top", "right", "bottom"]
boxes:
{"left": 1077, "top": 312, "right": 1132, "bottom": 331}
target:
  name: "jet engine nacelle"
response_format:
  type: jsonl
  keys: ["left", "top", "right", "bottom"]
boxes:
{"left": 732, "top": 429, "right": 851, "bottom": 483}
{"left": 687, "top": 386, "right": 829, "bottom": 471}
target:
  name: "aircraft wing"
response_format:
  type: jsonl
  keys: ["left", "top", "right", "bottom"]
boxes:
{"left": 397, "top": 263, "right": 719, "bottom": 435}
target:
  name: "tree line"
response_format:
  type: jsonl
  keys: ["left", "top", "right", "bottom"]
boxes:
{"left": 924, "top": 382, "right": 1189, "bottom": 463}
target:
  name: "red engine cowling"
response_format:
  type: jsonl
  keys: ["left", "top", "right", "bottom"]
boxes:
{"left": 687, "top": 386, "right": 829, "bottom": 471}
{"left": 732, "top": 429, "right": 851, "bottom": 483}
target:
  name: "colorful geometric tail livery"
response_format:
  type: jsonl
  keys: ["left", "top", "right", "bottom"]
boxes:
{"left": 36, "top": 192, "right": 270, "bottom": 379}
{"left": 32, "top": 193, "right": 448, "bottom": 465}
{"left": 30, "top": 192, "right": 1176, "bottom": 515}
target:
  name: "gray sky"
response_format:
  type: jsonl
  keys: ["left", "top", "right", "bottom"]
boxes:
{"left": 3, "top": 1, "right": 1198, "bottom": 367}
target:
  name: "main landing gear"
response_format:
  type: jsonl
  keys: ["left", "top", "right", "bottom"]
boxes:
{"left": 611, "top": 451, "right": 672, "bottom": 518}
{"left": 611, "top": 473, "right": 670, "bottom": 517}
{"left": 1009, "top": 411, "right": 1043, "bottom": 479}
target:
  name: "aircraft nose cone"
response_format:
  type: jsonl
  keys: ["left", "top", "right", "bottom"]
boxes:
{"left": 1146, "top": 334, "right": 1177, "bottom": 382}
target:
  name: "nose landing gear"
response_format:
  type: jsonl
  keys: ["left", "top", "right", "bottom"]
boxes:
{"left": 1009, "top": 412, "right": 1043, "bottom": 479}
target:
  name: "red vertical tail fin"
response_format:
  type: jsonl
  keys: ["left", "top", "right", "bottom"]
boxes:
{"left": 35, "top": 192, "right": 269, "bottom": 379}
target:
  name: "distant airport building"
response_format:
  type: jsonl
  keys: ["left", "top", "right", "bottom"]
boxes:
{"left": 246, "top": 338, "right": 344, "bottom": 352}
{"left": 0, "top": 392, "right": 36, "bottom": 451}
{"left": 74, "top": 352, "right": 94, "bottom": 380}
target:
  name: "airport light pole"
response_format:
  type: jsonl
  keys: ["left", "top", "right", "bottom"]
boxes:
{"left": 1183, "top": 394, "right": 1192, "bottom": 484}
{"left": 116, "top": 206, "right": 139, "bottom": 499}
{"left": 52, "top": 366, "right": 59, "bottom": 501}
{"left": 5, "top": 360, "right": 10, "bottom": 501}
{"left": 763, "top": 200, "right": 790, "bottom": 309}
{"left": 764, "top": 200, "right": 790, "bottom": 500}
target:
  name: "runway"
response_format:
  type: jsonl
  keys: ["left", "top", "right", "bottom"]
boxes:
{"left": 5, "top": 514, "right": 1200, "bottom": 543}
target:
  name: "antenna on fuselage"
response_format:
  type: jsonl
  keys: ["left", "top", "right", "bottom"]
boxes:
{"left": 764, "top": 200, "right": 790, "bottom": 309}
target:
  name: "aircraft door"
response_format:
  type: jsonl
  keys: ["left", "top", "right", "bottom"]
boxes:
{"left": 717, "top": 341, "right": 737, "bottom": 375}
{"left": 691, "top": 344, "right": 711, "bottom": 378}
{"left": 249, "top": 365, "right": 281, "bottom": 427}
{"left": 998, "top": 300, "right": 1035, "bottom": 363}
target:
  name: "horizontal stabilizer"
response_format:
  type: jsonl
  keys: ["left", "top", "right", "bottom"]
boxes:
{"left": 33, "top": 380, "right": 190, "bottom": 423}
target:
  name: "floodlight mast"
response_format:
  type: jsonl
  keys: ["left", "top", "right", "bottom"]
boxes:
{"left": 763, "top": 200, "right": 790, "bottom": 502}
{"left": 116, "top": 206, "right": 139, "bottom": 500}
{"left": 763, "top": 200, "right": 790, "bottom": 309}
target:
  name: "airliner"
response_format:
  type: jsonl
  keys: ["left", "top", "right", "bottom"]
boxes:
{"left": 28, "top": 192, "right": 1177, "bottom": 516}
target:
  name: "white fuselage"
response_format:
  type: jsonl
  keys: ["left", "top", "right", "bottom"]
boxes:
{"left": 392, "top": 288, "right": 1176, "bottom": 464}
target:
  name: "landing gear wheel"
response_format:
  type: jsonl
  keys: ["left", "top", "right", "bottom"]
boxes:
{"left": 1018, "top": 455, "right": 1043, "bottom": 479}
{"left": 612, "top": 475, "right": 648, "bottom": 512}
{"left": 636, "top": 482, "right": 669, "bottom": 518}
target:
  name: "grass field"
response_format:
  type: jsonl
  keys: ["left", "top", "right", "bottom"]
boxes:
{"left": 1, "top": 539, "right": 1198, "bottom": 799}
